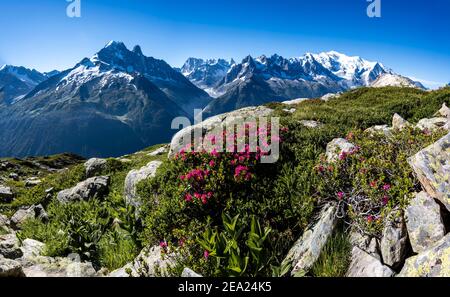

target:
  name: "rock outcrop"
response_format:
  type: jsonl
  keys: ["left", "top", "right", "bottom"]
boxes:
{"left": 404, "top": 191, "right": 445, "bottom": 253}
{"left": 283, "top": 203, "right": 338, "bottom": 275}
{"left": 109, "top": 246, "right": 175, "bottom": 277}
{"left": 346, "top": 246, "right": 395, "bottom": 277}
{"left": 380, "top": 210, "right": 408, "bottom": 268}
{"left": 416, "top": 117, "right": 448, "bottom": 132}
{"left": 10, "top": 204, "right": 48, "bottom": 229}
{"left": 392, "top": 113, "right": 410, "bottom": 130}
{"left": 0, "top": 255, "right": 24, "bottom": 277}
{"left": 0, "top": 233, "right": 23, "bottom": 259}
{"left": 0, "top": 186, "right": 13, "bottom": 202}
{"left": 57, "top": 176, "right": 110, "bottom": 204}
{"left": 84, "top": 158, "right": 107, "bottom": 178}
{"left": 124, "top": 161, "right": 162, "bottom": 209}
{"left": 398, "top": 233, "right": 450, "bottom": 277}
{"left": 169, "top": 106, "right": 273, "bottom": 158}
{"left": 408, "top": 133, "right": 450, "bottom": 212}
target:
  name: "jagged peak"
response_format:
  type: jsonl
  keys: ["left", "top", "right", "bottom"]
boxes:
{"left": 132, "top": 45, "right": 143, "bottom": 56}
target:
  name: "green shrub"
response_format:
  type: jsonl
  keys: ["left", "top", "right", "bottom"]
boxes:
{"left": 315, "top": 127, "right": 446, "bottom": 236}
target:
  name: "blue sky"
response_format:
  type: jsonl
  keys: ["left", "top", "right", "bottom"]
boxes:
{"left": 0, "top": 0, "right": 449, "bottom": 88}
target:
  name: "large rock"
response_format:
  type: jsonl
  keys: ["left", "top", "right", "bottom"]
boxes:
{"left": 283, "top": 203, "right": 338, "bottom": 275}
{"left": 0, "top": 186, "right": 13, "bottom": 202}
{"left": 0, "top": 255, "right": 24, "bottom": 277}
{"left": 20, "top": 239, "right": 45, "bottom": 260}
{"left": 124, "top": 161, "right": 162, "bottom": 209}
{"left": 20, "top": 254, "right": 99, "bottom": 277}
{"left": 57, "top": 176, "right": 110, "bottom": 204}
{"left": 416, "top": 117, "right": 448, "bottom": 132}
{"left": 392, "top": 113, "right": 410, "bottom": 130}
{"left": 346, "top": 246, "right": 395, "bottom": 277}
{"left": 10, "top": 204, "right": 48, "bottom": 229}
{"left": 405, "top": 191, "right": 445, "bottom": 253}
{"left": 109, "top": 246, "right": 175, "bottom": 277}
{"left": 325, "top": 138, "right": 356, "bottom": 162}
{"left": 380, "top": 210, "right": 408, "bottom": 268}
{"left": 84, "top": 158, "right": 107, "bottom": 178}
{"left": 169, "top": 106, "right": 273, "bottom": 158}
{"left": 0, "top": 233, "right": 23, "bottom": 259}
{"left": 408, "top": 133, "right": 450, "bottom": 212}
{"left": 435, "top": 103, "right": 450, "bottom": 118}
{"left": 0, "top": 214, "right": 9, "bottom": 228}
{"left": 398, "top": 233, "right": 450, "bottom": 277}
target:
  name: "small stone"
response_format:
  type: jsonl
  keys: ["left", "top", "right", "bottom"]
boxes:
{"left": 325, "top": 138, "right": 356, "bottom": 162}
{"left": 147, "top": 146, "right": 168, "bottom": 157}
{"left": 0, "top": 186, "right": 13, "bottom": 202}
{"left": 392, "top": 113, "right": 410, "bottom": 130}
{"left": 181, "top": 268, "right": 202, "bottom": 277}
{"left": 299, "top": 120, "right": 323, "bottom": 129}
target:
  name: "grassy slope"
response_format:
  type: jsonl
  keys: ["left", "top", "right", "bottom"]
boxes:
{"left": 0, "top": 86, "right": 449, "bottom": 275}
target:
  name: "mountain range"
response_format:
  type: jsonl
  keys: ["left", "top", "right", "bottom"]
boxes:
{"left": 0, "top": 42, "right": 428, "bottom": 158}
{"left": 178, "top": 51, "right": 425, "bottom": 117}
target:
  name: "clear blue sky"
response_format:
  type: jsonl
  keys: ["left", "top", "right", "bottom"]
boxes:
{"left": 0, "top": 0, "right": 449, "bottom": 88}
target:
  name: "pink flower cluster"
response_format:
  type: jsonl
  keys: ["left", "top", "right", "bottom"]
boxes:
{"left": 180, "top": 168, "right": 210, "bottom": 182}
{"left": 234, "top": 165, "right": 252, "bottom": 181}
{"left": 184, "top": 192, "right": 213, "bottom": 204}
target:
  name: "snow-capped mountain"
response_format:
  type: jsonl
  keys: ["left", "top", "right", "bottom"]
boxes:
{"left": 0, "top": 41, "right": 210, "bottom": 158}
{"left": 0, "top": 65, "right": 48, "bottom": 104}
{"left": 192, "top": 51, "right": 424, "bottom": 117}
{"left": 180, "top": 58, "right": 235, "bottom": 97}
{"left": 370, "top": 73, "right": 425, "bottom": 89}
{"left": 311, "top": 51, "right": 389, "bottom": 88}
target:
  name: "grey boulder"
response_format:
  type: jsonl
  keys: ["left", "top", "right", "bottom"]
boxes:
{"left": 404, "top": 191, "right": 445, "bottom": 253}
{"left": 109, "top": 246, "right": 175, "bottom": 277}
{"left": 398, "top": 233, "right": 450, "bottom": 277}
{"left": 10, "top": 204, "right": 48, "bottom": 229}
{"left": 0, "top": 186, "right": 13, "bottom": 202}
{"left": 0, "top": 233, "right": 23, "bottom": 259}
{"left": 380, "top": 210, "right": 408, "bottom": 268}
{"left": 84, "top": 158, "right": 107, "bottom": 178}
{"left": 408, "top": 133, "right": 450, "bottom": 212}
{"left": 57, "top": 176, "right": 110, "bottom": 204}
{"left": 0, "top": 255, "right": 24, "bottom": 277}
{"left": 283, "top": 203, "right": 338, "bottom": 275}
{"left": 124, "top": 161, "right": 162, "bottom": 209}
